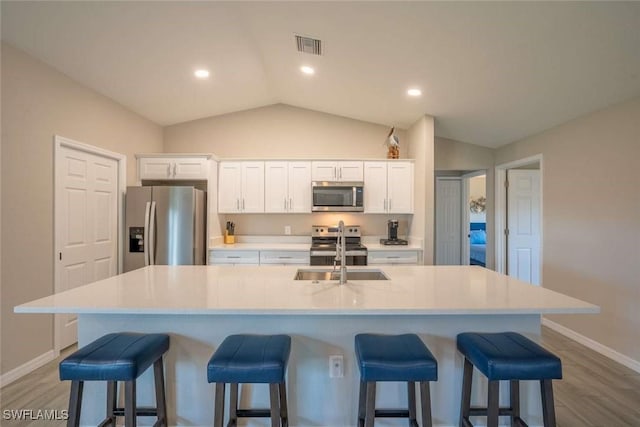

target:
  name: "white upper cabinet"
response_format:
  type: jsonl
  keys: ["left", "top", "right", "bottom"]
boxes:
{"left": 218, "top": 161, "right": 264, "bottom": 213}
{"left": 287, "top": 162, "right": 312, "bottom": 212}
{"left": 311, "top": 161, "right": 363, "bottom": 182}
{"left": 364, "top": 161, "right": 414, "bottom": 214}
{"left": 387, "top": 162, "right": 413, "bottom": 213}
{"left": 138, "top": 156, "right": 209, "bottom": 180}
{"left": 364, "top": 162, "right": 388, "bottom": 213}
{"left": 265, "top": 161, "right": 311, "bottom": 213}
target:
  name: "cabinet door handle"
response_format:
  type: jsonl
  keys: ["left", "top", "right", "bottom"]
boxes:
{"left": 284, "top": 197, "right": 287, "bottom": 210}
{"left": 173, "top": 163, "right": 177, "bottom": 177}
{"left": 227, "top": 256, "right": 241, "bottom": 259}
{"left": 236, "top": 199, "right": 240, "bottom": 211}
{"left": 334, "top": 166, "right": 337, "bottom": 179}
{"left": 242, "top": 199, "right": 245, "bottom": 210}
{"left": 278, "top": 256, "right": 292, "bottom": 259}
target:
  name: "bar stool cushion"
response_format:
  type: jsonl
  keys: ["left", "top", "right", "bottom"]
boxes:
{"left": 207, "top": 334, "right": 291, "bottom": 384}
{"left": 59, "top": 332, "right": 170, "bottom": 381}
{"left": 355, "top": 333, "right": 438, "bottom": 382}
{"left": 457, "top": 332, "right": 562, "bottom": 381}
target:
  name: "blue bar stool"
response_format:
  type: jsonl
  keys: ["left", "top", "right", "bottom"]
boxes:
{"left": 207, "top": 334, "right": 291, "bottom": 427}
{"left": 355, "top": 333, "right": 438, "bottom": 427}
{"left": 457, "top": 332, "right": 562, "bottom": 427}
{"left": 59, "top": 332, "right": 170, "bottom": 427}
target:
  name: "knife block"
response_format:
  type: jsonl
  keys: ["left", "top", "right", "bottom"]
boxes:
{"left": 224, "top": 231, "right": 235, "bottom": 244}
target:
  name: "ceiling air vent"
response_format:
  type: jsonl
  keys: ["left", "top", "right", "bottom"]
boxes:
{"left": 295, "top": 35, "right": 322, "bottom": 55}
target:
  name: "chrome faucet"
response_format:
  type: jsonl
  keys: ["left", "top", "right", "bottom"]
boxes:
{"left": 335, "top": 220, "right": 347, "bottom": 284}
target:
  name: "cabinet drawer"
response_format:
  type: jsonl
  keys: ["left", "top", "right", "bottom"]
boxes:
{"left": 368, "top": 251, "right": 419, "bottom": 265}
{"left": 210, "top": 250, "right": 260, "bottom": 265}
{"left": 260, "top": 251, "right": 310, "bottom": 265}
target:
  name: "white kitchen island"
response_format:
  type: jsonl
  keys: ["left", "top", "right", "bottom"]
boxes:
{"left": 16, "top": 265, "right": 598, "bottom": 427}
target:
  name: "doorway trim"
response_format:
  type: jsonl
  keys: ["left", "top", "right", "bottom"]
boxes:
{"left": 461, "top": 170, "right": 487, "bottom": 266}
{"left": 494, "top": 154, "right": 543, "bottom": 279}
{"left": 53, "top": 135, "right": 126, "bottom": 351}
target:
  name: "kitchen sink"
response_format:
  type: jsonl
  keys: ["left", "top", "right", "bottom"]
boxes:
{"left": 294, "top": 268, "right": 389, "bottom": 281}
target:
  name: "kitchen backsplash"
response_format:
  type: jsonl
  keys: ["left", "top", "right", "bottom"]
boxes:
{"left": 220, "top": 213, "right": 413, "bottom": 237}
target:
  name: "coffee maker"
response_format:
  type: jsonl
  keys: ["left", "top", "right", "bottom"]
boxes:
{"left": 380, "top": 220, "right": 408, "bottom": 245}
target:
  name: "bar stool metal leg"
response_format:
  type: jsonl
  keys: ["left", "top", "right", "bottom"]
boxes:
{"left": 154, "top": 358, "right": 167, "bottom": 427}
{"left": 104, "top": 381, "right": 116, "bottom": 427}
{"left": 364, "top": 382, "right": 376, "bottom": 427}
{"left": 357, "top": 381, "right": 366, "bottom": 427}
{"left": 227, "top": 383, "right": 238, "bottom": 427}
{"left": 460, "top": 358, "right": 473, "bottom": 427}
{"left": 124, "top": 380, "right": 137, "bottom": 427}
{"left": 541, "top": 379, "right": 557, "bottom": 427}
{"left": 269, "top": 383, "right": 280, "bottom": 427}
{"left": 67, "top": 380, "right": 83, "bottom": 427}
{"left": 279, "top": 382, "right": 289, "bottom": 427}
{"left": 487, "top": 380, "right": 499, "bottom": 427}
{"left": 408, "top": 381, "right": 418, "bottom": 427}
{"left": 510, "top": 380, "right": 520, "bottom": 427}
{"left": 420, "top": 381, "right": 432, "bottom": 427}
{"left": 214, "top": 383, "right": 225, "bottom": 427}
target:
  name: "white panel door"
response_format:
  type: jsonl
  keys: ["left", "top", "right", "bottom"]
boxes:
{"left": 57, "top": 147, "right": 118, "bottom": 348}
{"left": 507, "top": 170, "right": 541, "bottom": 285}
{"left": 265, "top": 161, "right": 289, "bottom": 213}
{"left": 241, "top": 162, "right": 265, "bottom": 213}
{"left": 288, "top": 162, "right": 312, "bottom": 212}
{"left": 435, "top": 178, "right": 462, "bottom": 265}
{"left": 387, "top": 162, "right": 414, "bottom": 213}
{"left": 218, "top": 162, "right": 242, "bottom": 213}
{"left": 364, "top": 162, "right": 387, "bottom": 213}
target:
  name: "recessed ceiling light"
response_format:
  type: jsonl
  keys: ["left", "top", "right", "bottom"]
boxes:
{"left": 194, "top": 69, "right": 210, "bottom": 79}
{"left": 300, "top": 65, "right": 315, "bottom": 75}
{"left": 407, "top": 88, "right": 422, "bottom": 97}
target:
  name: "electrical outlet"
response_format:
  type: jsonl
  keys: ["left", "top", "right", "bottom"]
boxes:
{"left": 284, "top": 225, "right": 291, "bottom": 235}
{"left": 329, "top": 355, "right": 344, "bottom": 378}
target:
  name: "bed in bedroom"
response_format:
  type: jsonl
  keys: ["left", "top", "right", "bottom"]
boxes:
{"left": 469, "top": 222, "right": 486, "bottom": 267}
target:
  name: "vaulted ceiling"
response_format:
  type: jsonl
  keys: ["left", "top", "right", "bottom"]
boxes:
{"left": 2, "top": 1, "right": 639, "bottom": 147}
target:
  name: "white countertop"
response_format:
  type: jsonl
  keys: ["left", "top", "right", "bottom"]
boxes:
{"left": 16, "top": 265, "right": 598, "bottom": 316}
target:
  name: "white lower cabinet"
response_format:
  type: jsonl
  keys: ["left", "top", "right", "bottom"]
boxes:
{"left": 368, "top": 250, "right": 420, "bottom": 265}
{"left": 209, "top": 249, "right": 309, "bottom": 265}
{"left": 260, "top": 251, "right": 310, "bottom": 265}
{"left": 209, "top": 250, "right": 260, "bottom": 265}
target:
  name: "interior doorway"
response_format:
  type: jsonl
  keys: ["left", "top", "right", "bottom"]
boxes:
{"left": 495, "top": 155, "right": 542, "bottom": 285}
{"left": 54, "top": 136, "right": 126, "bottom": 351}
{"left": 435, "top": 170, "right": 487, "bottom": 266}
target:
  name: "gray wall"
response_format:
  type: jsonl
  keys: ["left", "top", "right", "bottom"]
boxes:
{"left": 495, "top": 96, "right": 640, "bottom": 363}
{"left": 1, "top": 43, "right": 163, "bottom": 375}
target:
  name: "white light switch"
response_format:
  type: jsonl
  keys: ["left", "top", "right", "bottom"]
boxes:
{"left": 284, "top": 226, "right": 291, "bottom": 235}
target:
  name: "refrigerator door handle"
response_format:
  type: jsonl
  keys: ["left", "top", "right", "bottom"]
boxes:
{"left": 149, "top": 201, "right": 157, "bottom": 265}
{"left": 143, "top": 202, "right": 151, "bottom": 266}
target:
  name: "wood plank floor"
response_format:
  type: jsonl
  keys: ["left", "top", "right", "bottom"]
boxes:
{"left": 1, "top": 326, "right": 639, "bottom": 426}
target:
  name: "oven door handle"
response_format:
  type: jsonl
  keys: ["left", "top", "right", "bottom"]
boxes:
{"left": 310, "top": 251, "right": 337, "bottom": 257}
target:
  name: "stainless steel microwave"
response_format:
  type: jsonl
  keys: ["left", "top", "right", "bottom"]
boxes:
{"left": 312, "top": 181, "right": 364, "bottom": 212}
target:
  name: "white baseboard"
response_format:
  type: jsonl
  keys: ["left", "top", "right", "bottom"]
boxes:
{"left": 0, "top": 349, "right": 58, "bottom": 387}
{"left": 542, "top": 318, "right": 640, "bottom": 374}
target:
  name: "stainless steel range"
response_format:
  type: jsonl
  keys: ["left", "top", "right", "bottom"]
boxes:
{"left": 310, "top": 225, "right": 367, "bottom": 266}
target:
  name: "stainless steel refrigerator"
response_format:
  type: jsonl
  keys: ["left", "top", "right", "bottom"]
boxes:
{"left": 124, "top": 186, "right": 205, "bottom": 272}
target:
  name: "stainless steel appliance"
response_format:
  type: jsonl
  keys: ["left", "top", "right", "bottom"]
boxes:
{"left": 124, "top": 186, "right": 205, "bottom": 272}
{"left": 310, "top": 225, "right": 367, "bottom": 266}
{"left": 380, "top": 219, "right": 408, "bottom": 245}
{"left": 312, "top": 181, "right": 364, "bottom": 212}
